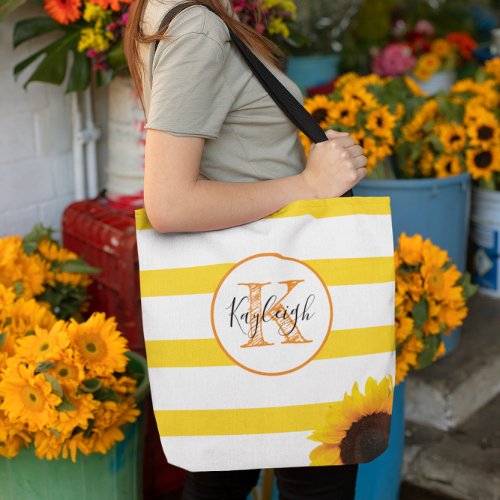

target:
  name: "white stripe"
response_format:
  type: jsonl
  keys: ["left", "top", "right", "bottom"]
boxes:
{"left": 160, "top": 431, "right": 315, "bottom": 471}
{"left": 141, "top": 282, "right": 395, "bottom": 341}
{"left": 136, "top": 214, "right": 394, "bottom": 271}
{"left": 147, "top": 352, "right": 395, "bottom": 410}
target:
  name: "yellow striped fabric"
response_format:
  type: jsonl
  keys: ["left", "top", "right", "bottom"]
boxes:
{"left": 140, "top": 256, "right": 395, "bottom": 297}
{"left": 135, "top": 197, "right": 391, "bottom": 231}
{"left": 145, "top": 325, "right": 395, "bottom": 368}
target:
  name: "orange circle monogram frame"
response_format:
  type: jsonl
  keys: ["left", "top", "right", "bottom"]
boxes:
{"left": 210, "top": 253, "right": 333, "bottom": 376}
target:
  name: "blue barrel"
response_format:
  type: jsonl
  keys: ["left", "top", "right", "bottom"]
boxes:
{"left": 355, "top": 381, "right": 406, "bottom": 500}
{"left": 286, "top": 55, "right": 340, "bottom": 93}
{"left": 354, "top": 173, "right": 471, "bottom": 355}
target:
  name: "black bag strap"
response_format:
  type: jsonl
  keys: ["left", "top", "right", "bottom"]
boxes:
{"left": 154, "top": 1, "right": 353, "bottom": 197}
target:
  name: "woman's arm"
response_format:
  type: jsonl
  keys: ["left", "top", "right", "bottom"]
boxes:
{"left": 144, "top": 129, "right": 367, "bottom": 233}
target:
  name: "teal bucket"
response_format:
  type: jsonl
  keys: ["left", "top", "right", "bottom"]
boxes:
{"left": 0, "top": 352, "right": 150, "bottom": 500}
{"left": 286, "top": 55, "right": 340, "bottom": 93}
{"left": 354, "top": 173, "right": 472, "bottom": 355}
{"left": 355, "top": 381, "right": 406, "bottom": 500}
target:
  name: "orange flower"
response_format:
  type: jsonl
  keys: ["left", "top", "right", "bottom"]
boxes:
{"left": 44, "top": 0, "right": 82, "bottom": 25}
{"left": 88, "top": 0, "right": 131, "bottom": 11}
{"left": 446, "top": 32, "right": 477, "bottom": 60}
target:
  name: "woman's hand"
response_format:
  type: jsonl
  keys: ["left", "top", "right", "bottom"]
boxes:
{"left": 301, "top": 130, "right": 368, "bottom": 199}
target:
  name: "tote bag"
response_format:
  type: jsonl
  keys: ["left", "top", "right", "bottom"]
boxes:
{"left": 136, "top": 2, "right": 396, "bottom": 472}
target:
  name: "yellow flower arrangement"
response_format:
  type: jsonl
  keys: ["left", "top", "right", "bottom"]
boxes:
{"left": 0, "top": 225, "right": 98, "bottom": 321}
{"left": 0, "top": 288, "right": 140, "bottom": 462}
{"left": 300, "top": 73, "right": 409, "bottom": 175}
{"left": 394, "top": 234, "right": 476, "bottom": 384}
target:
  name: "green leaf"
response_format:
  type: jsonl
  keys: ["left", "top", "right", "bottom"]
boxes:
{"left": 80, "top": 378, "right": 102, "bottom": 393}
{"left": 44, "top": 373, "right": 63, "bottom": 398}
{"left": 107, "top": 40, "right": 127, "bottom": 71}
{"left": 13, "top": 17, "right": 63, "bottom": 48}
{"left": 21, "top": 31, "right": 80, "bottom": 89}
{"left": 13, "top": 281, "right": 24, "bottom": 297}
{"left": 410, "top": 141, "right": 423, "bottom": 162}
{"left": 66, "top": 49, "right": 91, "bottom": 93}
{"left": 93, "top": 387, "right": 121, "bottom": 403}
{"left": 3, "top": 317, "right": 12, "bottom": 328}
{"left": 25, "top": 329, "right": 35, "bottom": 336}
{"left": 95, "top": 68, "right": 114, "bottom": 87}
{"left": 418, "top": 334, "right": 441, "bottom": 369}
{"left": 457, "top": 273, "right": 479, "bottom": 300}
{"left": 0, "top": 0, "right": 27, "bottom": 21}
{"left": 35, "top": 360, "right": 56, "bottom": 374}
{"left": 0, "top": 332, "right": 7, "bottom": 349}
{"left": 428, "top": 134, "right": 443, "bottom": 153}
{"left": 56, "top": 395, "right": 76, "bottom": 412}
{"left": 58, "top": 259, "right": 100, "bottom": 275}
{"left": 22, "top": 224, "right": 54, "bottom": 255}
{"left": 413, "top": 298, "right": 429, "bottom": 330}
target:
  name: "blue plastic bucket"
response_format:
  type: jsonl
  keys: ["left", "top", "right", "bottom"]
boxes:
{"left": 286, "top": 55, "right": 340, "bottom": 93}
{"left": 354, "top": 173, "right": 471, "bottom": 355}
{"left": 355, "top": 381, "right": 406, "bottom": 500}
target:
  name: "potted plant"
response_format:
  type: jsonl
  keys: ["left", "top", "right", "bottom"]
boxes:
{"left": 370, "top": 20, "right": 478, "bottom": 95}
{"left": 300, "top": 69, "right": 498, "bottom": 353}
{"left": 464, "top": 57, "right": 500, "bottom": 298}
{"left": 0, "top": 226, "right": 149, "bottom": 500}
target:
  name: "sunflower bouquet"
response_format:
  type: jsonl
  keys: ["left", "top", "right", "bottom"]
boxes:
{"left": 12, "top": 0, "right": 132, "bottom": 91}
{"left": 394, "top": 233, "right": 477, "bottom": 385}
{"left": 0, "top": 288, "right": 140, "bottom": 462}
{"left": 300, "top": 73, "right": 426, "bottom": 175}
{"left": 397, "top": 57, "right": 500, "bottom": 185}
{"left": 0, "top": 224, "right": 99, "bottom": 321}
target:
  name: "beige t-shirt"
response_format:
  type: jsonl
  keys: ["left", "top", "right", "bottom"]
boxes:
{"left": 140, "top": 0, "right": 307, "bottom": 182}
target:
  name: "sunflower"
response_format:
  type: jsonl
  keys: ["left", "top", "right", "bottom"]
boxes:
{"left": 435, "top": 123, "right": 467, "bottom": 153}
{"left": 48, "top": 354, "right": 85, "bottom": 390}
{"left": 309, "top": 375, "right": 393, "bottom": 465}
{"left": 431, "top": 39, "right": 452, "bottom": 58}
{"left": 395, "top": 315, "right": 414, "bottom": 344}
{"left": 335, "top": 72, "right": 358, "bottom": 90}
{"left": 467, "top": 115, "right": 500, "bottom": 148}
{"left": 68, "top": 313, "right": 128, "bottom": 377}
{"left": 343, "top": 86, "right": 379, "bottom": 111}
{"left": 366, "top": 106, "right": 397, "bottom": 140}
{"left": 396, "top": 336, "right": 424, "bottom": 385}
{"left": 16, "top": 321, "right": 70, "bottom": 363}
{"left": 0, "top": 410, "right": 31, "bottom": 458}
{"left": 304, "top": 95, "right": 335, "bottom": 128}
{"left": 43, "top": 0, "right": 82, "bottom": 25}
{"left": 438, "top": 301, "right": 468, "bottom": 333}
{"left": 299, "top": 131, "right": 312, "bottom": 158}
{"left": 330, "top": 100, "right": 358, "bottom": 128}
{"left": 417, "top": 53, "right": 442, "bottom": 75}
{"left": 484, "top": 57, "right": 500, "bottom": 82}
{"left": 0, "top": 363, "right": 61, "bottom": 432}
{"left": 398, "top": 233, "right": 424, "bottom": 266}
{"left": 54, "top": 392, "right": 99, "bottom": 436}
{"left": 33, "top": 429, "right": 65, "bottom": 460}
{"left": 434, "top": 155, "right": 463, "bottom": 178}
{"left": 419, "top": 146, "right": 435, "bottom": 177}
{"left": 466, "top": 145, "right": 500, "bottom": 181}
{"left": 464, "top": 103, "right": 496, "bottom": 126}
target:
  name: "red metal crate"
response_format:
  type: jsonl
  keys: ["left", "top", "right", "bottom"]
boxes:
{"left": 62, "top": 197, "right": 187, "bottom": 497}
{"left": 62, "top": 196, "right": 143, "bottom": 352}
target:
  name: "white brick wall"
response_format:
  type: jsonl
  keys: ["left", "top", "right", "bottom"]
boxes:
{"left": 0, "top": 4, "right": 76, "bottom": 238}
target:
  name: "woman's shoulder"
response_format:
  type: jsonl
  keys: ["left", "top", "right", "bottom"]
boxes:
{"left": 143, "top": 1, "right": 230, "bottom": 47}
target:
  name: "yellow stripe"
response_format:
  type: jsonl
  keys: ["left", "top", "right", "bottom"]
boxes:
{"left": 135, "top": 197, "right": 390, "bottom": 230}
{"left": 139, "top": 256, "right": 395, "bottom": 297}
{"left": 145, "top": 325, "right": 395, "bottom": 368}
{"left": 155, "top": 401, "right": 336, "bottom": 436}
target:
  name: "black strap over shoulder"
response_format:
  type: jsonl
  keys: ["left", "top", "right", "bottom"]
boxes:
{"left": 154, "top": 1, "right": 353, "bottom": 197}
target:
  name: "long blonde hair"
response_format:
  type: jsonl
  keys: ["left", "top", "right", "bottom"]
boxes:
{"left": 124, "top": 0, "right": 284, "bottom": 96}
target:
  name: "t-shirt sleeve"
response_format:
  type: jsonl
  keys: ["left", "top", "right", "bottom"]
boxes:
{"left": 145, "top": 32, "right": 234, "bottom": 139}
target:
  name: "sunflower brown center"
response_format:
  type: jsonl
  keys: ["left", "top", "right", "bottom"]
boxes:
{"left": 312, "top": 108, "right": 328, "bottom": 123}
{"left": 339, "top": 412, "right": 391, "bottom": 464}
{"left": 86, "top": 342, "right": 96, "bottom": 352}
{"left": 478, "top": 126, "right": 493, "bottom": 141}
{"left": 475, "top": 151, "right": 492, "bottom": 169}
{"left": 20, "top": 386, "right": 44, "bottom": 412}
{"left": 340, "top": 109, "right": 349, "bottom": 118}
{"left": 58, "top": 368, "right": 68, "bottom": 377}
{"left": 40, "top": 343, "right": 49, "bottom": 351}
{"left": 450, "top": 134, "right": 461, "bottom": 143}
{"left": 377, "top": 117, "right": 383, "bottom": 127}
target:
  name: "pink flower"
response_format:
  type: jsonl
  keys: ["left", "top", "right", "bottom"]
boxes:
{"left": 371, "top": 43, "right": 416, "bottom": 77}
{"left": 414, "top": 20, "right": 435, "bottom": 36}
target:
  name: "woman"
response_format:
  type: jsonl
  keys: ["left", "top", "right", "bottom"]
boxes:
{"left": 125, "top": 1, "right": 367, "bottom": 498}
